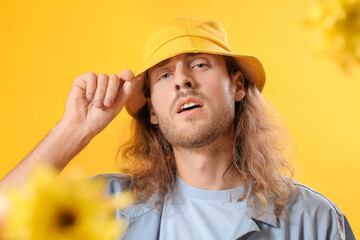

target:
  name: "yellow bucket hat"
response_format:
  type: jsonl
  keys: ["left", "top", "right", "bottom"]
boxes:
{"left": 125, "top": 16, "right": 266, "bottom": 117}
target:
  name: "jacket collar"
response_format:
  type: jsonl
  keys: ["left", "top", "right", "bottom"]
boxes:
{"left": 118, "top": 181, "right": 278, "bottom": 240}
{"left": 119, "top": 195, "right": 164, "bottom": 240}
{"left": 231, "top": 189, "right": 278, "bottom": 239}
{"left": 248, "top": 194, "right": 278, "bottom": 227}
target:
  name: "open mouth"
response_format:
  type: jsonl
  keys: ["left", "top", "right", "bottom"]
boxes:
{"left": 178, "top": 102, "right": 203, "bottom": 113}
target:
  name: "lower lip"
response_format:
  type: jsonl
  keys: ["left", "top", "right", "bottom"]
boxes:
{"left": 178, "top": 107, "right": 203, "bottom": 116}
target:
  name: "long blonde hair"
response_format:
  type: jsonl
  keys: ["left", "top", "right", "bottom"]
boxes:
{"left": 117, "top": 56, "right": 296, "bottom": 217}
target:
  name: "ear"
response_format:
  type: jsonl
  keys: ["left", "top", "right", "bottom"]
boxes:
{"left": 147, "top": 99, "right": 159, "bottom": 125}
{"left": 231, "top": 71, "right": 245, "bottom": 102}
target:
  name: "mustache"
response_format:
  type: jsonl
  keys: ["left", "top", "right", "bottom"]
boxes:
{"left": 170, "top": 89, "right": 207, "bottom": 112}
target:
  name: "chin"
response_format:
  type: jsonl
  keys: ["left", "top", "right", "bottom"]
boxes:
{"left": 168, "top": 124, "right": 221, "bottom": 149}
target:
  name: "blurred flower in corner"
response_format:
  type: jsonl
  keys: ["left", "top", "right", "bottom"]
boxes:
{"left": 0, "top": 165, "right": 134, "bottom": 240}
{"left": 306, "top": 0, "right": 360, "bottom": 69}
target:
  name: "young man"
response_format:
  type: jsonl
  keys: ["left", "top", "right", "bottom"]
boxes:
{"left": 0, "top": 16, "right": 355, "bottom": 239}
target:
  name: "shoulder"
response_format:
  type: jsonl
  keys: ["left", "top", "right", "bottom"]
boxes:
{"left": 89, "top": 173, "right": 159, "bottom": 221}
{"left": 89, "top": 173, "right": 131, "bottom": 195}
{"left": 89, "top": 173, "right": 129, "bottom": 183}
{"left": 284, "top": 181, "right": 351, "bottom": 240}
{"left": 290, "top": 181, "right": 344, "bottom": 216}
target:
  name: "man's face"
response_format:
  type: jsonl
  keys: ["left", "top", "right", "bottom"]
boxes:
{"left": 147, "top": 53, "right": 245, "bottom": 149}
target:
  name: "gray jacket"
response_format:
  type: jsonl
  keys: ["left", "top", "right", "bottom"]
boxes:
{"left": 95, "top": 173, "right": 355, "bottom": 240}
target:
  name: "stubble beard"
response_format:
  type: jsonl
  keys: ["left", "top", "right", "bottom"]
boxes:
{"left": 156, "top": 101, "right": 235, "bottom": 150}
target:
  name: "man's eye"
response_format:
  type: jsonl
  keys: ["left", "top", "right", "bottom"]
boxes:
{"left": 159, "top": 73, "right": 171, "bottom": 80}
{"left": 193, "top": 63, "right": 208, "bottom": 68}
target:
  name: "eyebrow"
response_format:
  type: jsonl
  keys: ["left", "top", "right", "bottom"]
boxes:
{"left": 152, "top": 52, "right": 205, "bottom": 70}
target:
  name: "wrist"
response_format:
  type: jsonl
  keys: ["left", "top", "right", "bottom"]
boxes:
{"left": 52, "top": 120, "right": 93, "bottom": 150}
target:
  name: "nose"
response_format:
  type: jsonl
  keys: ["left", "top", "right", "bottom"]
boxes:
{"left": 174, "top": 62, "right": 194, "bottom": 91}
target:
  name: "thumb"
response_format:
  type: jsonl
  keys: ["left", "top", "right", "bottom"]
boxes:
{"left": 114, "top": 72, "right": 145, "bottom": 114}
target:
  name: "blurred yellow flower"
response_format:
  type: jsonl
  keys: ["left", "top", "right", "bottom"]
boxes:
{"left": 306, "top": 0, "right": 360, "bottom": 69}
{"left": 112, "top": 190, "right": 136, "bottom": 210}
{"left": 1, "top": 166, "right": 133, "bottom": 240}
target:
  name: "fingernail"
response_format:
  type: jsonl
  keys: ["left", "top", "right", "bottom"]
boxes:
{"left": 87, "top": 93, "right": 93, "bottom": 99}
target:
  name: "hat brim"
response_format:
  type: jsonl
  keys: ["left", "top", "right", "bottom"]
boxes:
{"left": 125, "top": 35, "right": 265, "bottom": 117}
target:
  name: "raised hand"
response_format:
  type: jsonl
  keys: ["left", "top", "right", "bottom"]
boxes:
{"left": 61, "top": 69, "right": 143, "bottom": 138}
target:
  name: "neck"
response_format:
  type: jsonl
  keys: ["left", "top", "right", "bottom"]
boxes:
{"left": 173, "top": 130, "right": 243, "bottom": 190}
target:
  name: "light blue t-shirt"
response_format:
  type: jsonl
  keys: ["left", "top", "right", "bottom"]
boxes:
{"left": 159, "top": 176, "right": 247, "bottom": 240}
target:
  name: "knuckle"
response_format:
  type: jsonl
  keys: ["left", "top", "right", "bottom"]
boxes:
{"left": 97, "top": 73, "right": 109, "bottom": 85}
{"left": 86, "top": 71, "right": 96, "bottom": 77}
{"left": 97, "top": 73, "right": 108, "bottom": 79}
{"left": 85, "top": 71, "right": 97, "bottom": 81}
{"left": 76, "top": 72, "right": 96, "bottom": 85}
{"left": 109, "top": 74, "right": 119, "bottom": 81}
{"left": 73, "top": 76, "right": 82, "bottom": 84}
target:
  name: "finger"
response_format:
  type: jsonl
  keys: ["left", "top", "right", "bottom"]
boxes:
{"left": 116, "top": 71, "right": 144, "bottom": 93}
{"left": 94, "top": 73, "right": 109, "bottom": 108}
{"left": 85, "top": 72, "right": 97, "bottom": 100}
{"left": 114, "top": 73, "right": 143, "bottom": 113}
{"left": 70, "top": 71, "right": 96, "bottom": 101}
{"left": 118, "top": 69, "right": 135, "bottom": 82}
{"left": 133, "top": 72, "right": 146, "bottom": 82}
{"left": 103, "top": 74, "right": 121, "bottom": 107}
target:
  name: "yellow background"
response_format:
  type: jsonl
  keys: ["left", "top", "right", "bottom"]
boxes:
{"left": 0, "top": 0, "right": 359, "bottom": 237}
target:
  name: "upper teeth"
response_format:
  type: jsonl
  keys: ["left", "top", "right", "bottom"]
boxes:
{"left": 181, "top": 102, "right": 199, "bottom": 110}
